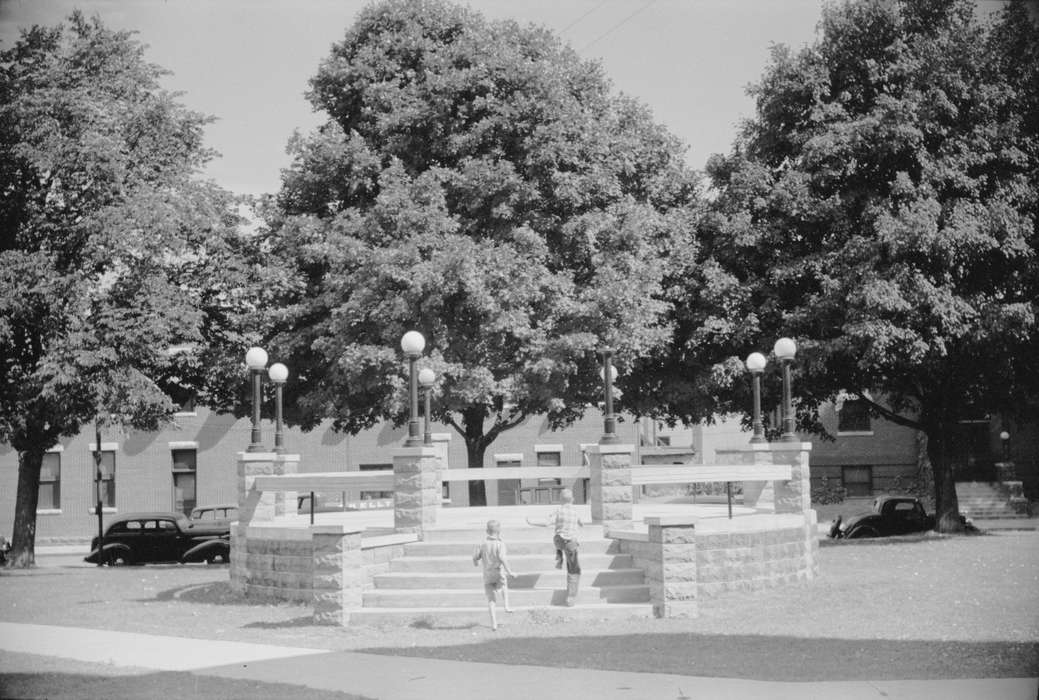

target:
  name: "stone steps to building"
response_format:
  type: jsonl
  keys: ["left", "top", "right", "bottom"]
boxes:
{"left": 349, "top": 603, "right": 654, "bottom": 625}
{"left": 363, "top": 584, "right": 651, "bottom": 608}
{"left": 388, "top": 552, "right": 634, "bottom": 573}
{"left": 403, "top": 539, "right": 617, "bottom": 557}
{"left": 362, "top": 526, "right": 652, "bottom": 618}
{"left": 373, "top": 568, "right": 646, "bottom": 589}
{"left": 964, "top": 510, "right": 1029, "bottom": 519}
{"left": 421, "top": 525, "right": 607, "bottom": 542}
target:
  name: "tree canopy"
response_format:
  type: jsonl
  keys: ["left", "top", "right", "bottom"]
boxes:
{"left": 0, "top": 13, "right": 259, "bottom": 565}
{"left": 681, "top": 0, "right": 1039, "bottom": 530}
{"left": 263, "top": 0, "right": 701, "bottom": 502}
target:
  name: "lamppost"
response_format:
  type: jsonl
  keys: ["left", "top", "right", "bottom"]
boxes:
{"left": 401, "top": 331, "right": 426, "bottom": 447}
{"left": 600, "top": 347, "right": 619, "bottom": 445}
{"left": 1000, "top": 430, "right": 1010, "bottom": 462}
{"left": 774, "top": 337, "right": 797, "bottom": 442}
{"left": 745, "top": 352, "right": 768, "bottom": 443}
{"left": 268, "top": 362, "right": 288, "bottom": 454}
{"left": 245, "top": 346, "right": 269, "bottom": 452}
{"left": 93, "top": 421, "right": 104, "bottom": 566}
{"left": 418, "top": 367, "right": 435, "bottom": 447}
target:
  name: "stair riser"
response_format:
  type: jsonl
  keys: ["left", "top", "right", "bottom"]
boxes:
{"left": 373, "top": 569, "right": 645, "bottom": 589}
{"left": 422, "top": 527, "right": 605, "bottom": 542}
{"left": 390, "top": 553, "right": 633, "bottom": 573}
{"left": 364, "top": 587, "right": 651, "bottom": 608}
{"left": 405, "top": 540, "right": 617, "bottom": 556}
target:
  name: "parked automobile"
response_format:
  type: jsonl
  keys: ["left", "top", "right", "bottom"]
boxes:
{"left": 188, "top": 503, "right": 239, "bottom": 530}
{"left": 84, "top": 512, "right": 230, "bottom": 565}
{"left": 828, "top": 496, "right": 936, "bottom": 539}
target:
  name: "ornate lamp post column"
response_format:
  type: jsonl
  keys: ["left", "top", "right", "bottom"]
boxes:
{"left": 745, "top": 352, "right": 768, "bottom": 443}
{"left": 419, "top": 367, "right": 436, "bottom": 447}
{"left": 401, "top": 331, "right": 426, "bottom": 447}
{"left": 773, "top": 337, "right": 797, "bottom": 442}
{"left": 600, "top": 347, "right": 619, "bottom": 445}
{"left": 245, "top": 346, "right": 268, "bottom": 452}
{"left": 268, "top": 363, "right": 288, "bottom": 454}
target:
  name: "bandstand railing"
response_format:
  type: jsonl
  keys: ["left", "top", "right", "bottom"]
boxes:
{"left": 251, "top": 462, "right": 793, "bottom": 519}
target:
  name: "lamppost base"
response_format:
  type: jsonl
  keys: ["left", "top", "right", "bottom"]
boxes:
{"left": 779, "top": 434, "right": 798, "bottom": 443}
{"left": 246, "top": 443, "right": 267, "bottom": 453}
{"left": 749, "top": 436, "right": 767, "bottom": 444}
{"left": 600, "top": 434, "right": 621, "bottom": 445}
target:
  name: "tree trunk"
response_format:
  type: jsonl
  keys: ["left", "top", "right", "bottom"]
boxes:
{"left": 926, "top": 426, "right": 964, "bottom": 533}
{"left": 462, "top": 406, "right": 489, "bottom": 506}
{"left": 9, "top": 449, "right": 44, "bottom": 568}
{"left": 465, "top": 438, "right": 488, "bottom": 507}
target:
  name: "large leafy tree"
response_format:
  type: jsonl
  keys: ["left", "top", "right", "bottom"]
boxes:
{"left": 0, "top": 14, "right": 259, "bottom": 566}
{"left": 264, "top": 0, "right": 700, "bottom": 504}
{"left": 685, "top": 0, "right": 1038, "bottom": 531}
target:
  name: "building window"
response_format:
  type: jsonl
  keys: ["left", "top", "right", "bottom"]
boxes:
{"left": 838, "top": 399, "right": 872, "bottom": 434}
{"left": 842, "top": 465, "right": 873, "bottom": 498}
{"left": 39, "top": 452, "right": 61, "bottom": 511}
{"left": 94, "top": 451, "right": 116, "bottom": 508}
{"left": 172, "top": 449, "right": 197, "bottom": 516}
{"left": 359, "top": 463, "right": 393, "bottom": 500}
{"left": 535, "top": 446, "right": 562, "bottom": 487}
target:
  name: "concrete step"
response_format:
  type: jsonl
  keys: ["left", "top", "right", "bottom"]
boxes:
{"left": 349, "top": 603, "right": 654, "bottom": 625}
{"left": 388, "top": 552, "right": 633, "bottom": 573}
{"left": 965, "top": 510, "right": 1029, "bottom": 519}
{"left": 422, "top": 526, "right": 606, "bottom": 542}
{"left": 404, "top": 539, "right": 617, "bottom": 557}
{"left": 372, "top": 568, "right": 645, "bottom": 589}
{"left": 363, "top": 584, "right": 651, "bottom": 608}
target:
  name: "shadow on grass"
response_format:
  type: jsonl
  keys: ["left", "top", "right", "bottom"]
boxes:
{"left": 134, "top": 581, "right": 305, "bottom": 608}
{"left": 359, "top": 634, "right": 1039, "bottom": 682}
{"left": 243, "top": 616, "right": 316, "bottom": 629}
{"left": 0, "top": 670, "right": 371, "bottom": 700}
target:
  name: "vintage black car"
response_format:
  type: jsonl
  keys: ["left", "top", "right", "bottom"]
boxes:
{"left": 828, "top": 496, "right": 936, "bottom": 539}
{"left": 84, "top": 512, "right": 230, "bottom": 565}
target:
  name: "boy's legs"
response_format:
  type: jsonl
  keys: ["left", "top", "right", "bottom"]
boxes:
{"left": 502, "top": 576, "right": 513, "bottom": 613}
{"left": 484, "top": 583, "right": 499, "bottom": 630}
{"left": 552, "top": 533, "right": 564, "bottom": 568}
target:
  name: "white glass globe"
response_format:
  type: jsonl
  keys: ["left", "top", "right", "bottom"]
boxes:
{"left": 418, "top": 367, "right": 435, "bottom": 387}
{"left": 745, "top": 352, "right": 767, "bottom": 372}
{"left": 244, "top": 346, "right": 268, "bottom": 370}
{"left": 773, "top": 337, "right": 797, "bottom": 360}
{"left": 268, "top": 363, "right": 289, "bottom": 384}
{"left": 400, "top": 330, "right": 426, "bottom": 355}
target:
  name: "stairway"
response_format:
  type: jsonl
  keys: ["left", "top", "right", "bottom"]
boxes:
{"left": 351, "top": 524, "right": 652, "bottom": 624}
{"left": 955, "top": 481, "right": 1029, "bottom": 519}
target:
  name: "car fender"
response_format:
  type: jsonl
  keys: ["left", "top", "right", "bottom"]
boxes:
{"left": 84, "top": 542, "right": 133, "bottom": 564}
{"left": 843, "top": 514, "right": 883, "bottom": 537}
{"left": 181, "top": 538, "right": 229, "bottom": 563}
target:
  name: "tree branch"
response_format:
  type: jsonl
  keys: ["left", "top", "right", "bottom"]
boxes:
{"left": 856, "top": 393, "right": 923, "bottom": 432}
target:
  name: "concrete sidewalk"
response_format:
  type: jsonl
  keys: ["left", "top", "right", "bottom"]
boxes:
{"left": 0, "top": 622, "right": 1035, "bottom": 700}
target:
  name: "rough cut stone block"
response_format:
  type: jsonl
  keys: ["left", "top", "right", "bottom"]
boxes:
{"left": 660, "top": 527, "right": 697, "bottom": 545}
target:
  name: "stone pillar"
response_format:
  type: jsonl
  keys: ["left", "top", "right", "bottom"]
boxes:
{"left": 312, "top": 525, "right": 364, "bottom": 626}
{"left": 646, "top": 516, "right": 698, "bottom": 618}
{"left": 430, "top": 433, "right": 453, "bottom": 505}
{"left": 770, "top": 443, "right": 812, "bottom": 515}
{"left": 393, "top": 445, "right": 441, "bottom": 535}
{"left": 232, "top": 452, "right": 300, "bottom": 595}
{"left": 236, "top": 452, "right": 301, "bottom": 523}
{"left": 588, "top": 443, "right": 635, "bottom": 526}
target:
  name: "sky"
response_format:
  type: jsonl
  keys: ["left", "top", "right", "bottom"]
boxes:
{"left": 0, "top": 0, "right": 833, "bottom": 196}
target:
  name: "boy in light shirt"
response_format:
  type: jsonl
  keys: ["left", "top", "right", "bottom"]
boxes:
{"left": 473, "top": 519, "right": 515, "bottom": 630}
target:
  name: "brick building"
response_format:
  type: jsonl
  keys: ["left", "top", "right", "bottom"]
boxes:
{"left": 2, "top": 401, "right": 1033, "bottom": 542}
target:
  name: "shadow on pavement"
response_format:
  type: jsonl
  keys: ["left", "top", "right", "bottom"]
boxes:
{"left": 0, "top": 670, "right": 372, "bottom": 700}
{"left": 359, "top": 633, "right": 1039, "bottom": 682}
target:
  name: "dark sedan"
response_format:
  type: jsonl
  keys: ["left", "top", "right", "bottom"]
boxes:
{"left": 828, "top": 496, "right": 936, "bottom": 539}
{"left": 85, "top": 512, "right": 230, "bottom": 565}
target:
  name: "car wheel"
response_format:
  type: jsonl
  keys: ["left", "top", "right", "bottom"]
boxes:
{"left": 848, "top": 526, "right": 879, "bottom": 539}
{"left": 105, "top": 550, "right": 132, "bottom": 566}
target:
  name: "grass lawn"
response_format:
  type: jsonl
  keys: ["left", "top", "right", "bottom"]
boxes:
{"left": 2, "top": 528, "right": 1037, "bottom": 683}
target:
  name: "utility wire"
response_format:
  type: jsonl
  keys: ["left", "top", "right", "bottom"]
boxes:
{"left": 579, "top": 0, "right": 659, "bottom": 52}
{"left": 561, "top": 0, "right": 611, "bottom": 34}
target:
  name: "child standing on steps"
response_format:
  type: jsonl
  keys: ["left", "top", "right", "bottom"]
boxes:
{"left": 473, "top": 519, "right": 515, "bottom": 630}
{"left": 526, "top": 488, "right": 585, "bottom": 606}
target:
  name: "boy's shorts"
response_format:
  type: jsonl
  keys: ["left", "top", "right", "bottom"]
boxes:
{"left": 483, "top": 571, "right": 504, "bottom": 601}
